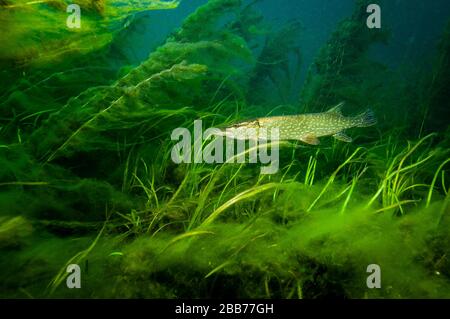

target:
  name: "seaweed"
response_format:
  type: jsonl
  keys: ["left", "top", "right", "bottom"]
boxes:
{"left": 300, "top": 0, "right": 389, "bottom": 111}
{"left": 27, "top": 0, "right": 256, "bottom": 165}
{"left": 247, "top": 19, "right": 303, "bottom": 105}
{"left": 422, "top": 20, "right": 450, "bottom": 133}
{"left": 0, "top": 0, "right": 182, "bottom": 147}
{"left": 0, "top": 0, "right": 181, "bottom": 66}
{"left": 170, "top": 0, "right": 242, "bottom": 42}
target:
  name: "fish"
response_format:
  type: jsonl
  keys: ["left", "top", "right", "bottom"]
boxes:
{"left": 215, "top": 102, "right": 377, "bottom": 145}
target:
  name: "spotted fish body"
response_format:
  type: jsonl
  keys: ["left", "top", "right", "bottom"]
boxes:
{"left": 218, "top": 102, "right": 377, "bottom": 145}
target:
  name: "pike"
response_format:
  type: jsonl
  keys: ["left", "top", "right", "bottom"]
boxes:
{"left": 215, "top": 102, "right": 377, "bottom": 145}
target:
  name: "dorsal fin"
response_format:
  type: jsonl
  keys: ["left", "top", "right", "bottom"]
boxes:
{"left": 326, "top": 101, "right": 345, "bottom": 115}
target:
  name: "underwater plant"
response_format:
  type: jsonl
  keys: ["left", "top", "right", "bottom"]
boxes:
{"left": 247, "top": 19, "right": 303, "bottom": 105}
{"left": 0, "top": 0, "right": 181, "bottom": 66}
{"left": 25, "top": 0, "right": 258, "bottom": 165}
{"left": 300, "top": 0, "right": 389, "bottom": 112}
{"left": 0, "top": 0, "right": 183, "bottom": 148}
{"left": 421, "top": 20, "right": 450, "bottom": 133}
{"left": 170, "top": 0, "right": 242, "bottom": 42}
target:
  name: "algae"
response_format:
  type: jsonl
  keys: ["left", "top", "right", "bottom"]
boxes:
{"left": 0, "top": 0, "right": 181, "bottom": 66}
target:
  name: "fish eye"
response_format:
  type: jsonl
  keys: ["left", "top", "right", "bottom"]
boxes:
{"left": 232, "top": 123, "right": 245, "bottom": 128}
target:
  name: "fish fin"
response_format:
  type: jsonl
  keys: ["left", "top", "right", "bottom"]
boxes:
{"left": 333, "top": 132, "right": 353, "bottom": 143}
{"left": 326, "top": 101, "right": 345, "bottom": 115}
{"left": 354, "top": 109, "right": 377, "bottom": 127}
{"left": 300, "top": 134, "right": 320, "bottom": 145}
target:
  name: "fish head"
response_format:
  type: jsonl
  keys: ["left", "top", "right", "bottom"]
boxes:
{"left": 229, "top": 119, "right": 260, "bottom": 130}
{"left": 213, "top": 119, "right": 260, "bottom": 140}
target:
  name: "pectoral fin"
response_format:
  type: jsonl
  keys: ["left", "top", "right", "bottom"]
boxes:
{"left": 333, "top": 132, "right": 352, "bottom": 143}
{"left": 300, "top": 134, "right": 320, "bottom": 145}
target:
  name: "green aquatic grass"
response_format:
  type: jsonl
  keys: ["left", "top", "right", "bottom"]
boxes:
{"left": 1, "top": 98, "right": 448, "bottom": 298}
{"left": 367, "top": 133, "right": 440, "bottom": 214}
{"left": 48, "top": 223, "right": 106, "bottom": 295}
{"left": 427, "top": 158, "right": 450, "bottom": 207}
{"left": 307, "top": 147, "right": 365, "bottom": 212}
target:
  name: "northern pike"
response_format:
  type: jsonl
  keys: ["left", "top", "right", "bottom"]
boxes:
{"left": 215, "top": 102, "right": 377, "bottom": 145}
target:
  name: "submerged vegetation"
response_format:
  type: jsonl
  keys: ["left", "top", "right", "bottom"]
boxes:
{"left": 0, "top": 0, "right": 449, "bottom": 298}
{"left": 0, "top": 0, "right": 181, "bottom": 66}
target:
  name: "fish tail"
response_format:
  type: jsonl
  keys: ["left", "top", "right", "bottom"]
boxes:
{"left": 353, "top": 109, "right": 377, "bottom": 127}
